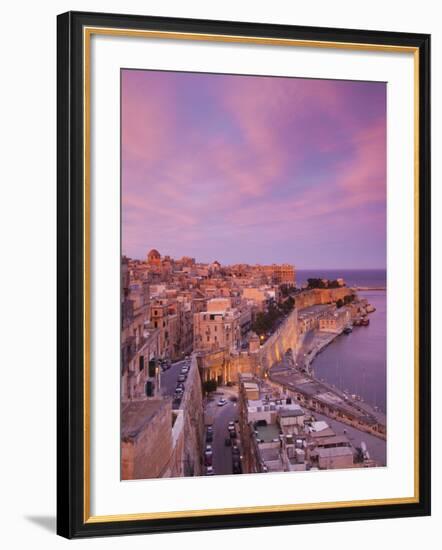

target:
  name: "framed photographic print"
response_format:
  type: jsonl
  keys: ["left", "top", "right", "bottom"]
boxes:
{"left": 57, "top": 11, "right": 431, "bottom": 538}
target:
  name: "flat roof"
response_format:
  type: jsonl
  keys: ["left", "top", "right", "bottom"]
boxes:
{"left": 317, "top": 447, "right": 353, "bottom": 458}
{"left": 311, "top": 428, "right": 336, "bottom": 439}
{"left": 315, "top": 435, "right": 350, "bottom": 447}
{"left": 121, "top": 399, "right": 168, "bottom": 440}
{"left": 255, "top": 423, "right": 281, "bottom": 443}
{"left": 260, "top": 447, "right": 281, "bottom": 462}
{"left": 279, "top": 409, "right": 305, "bottom": 418}
{"left": 311, "top": 420, "right": 330, "bottom": 432}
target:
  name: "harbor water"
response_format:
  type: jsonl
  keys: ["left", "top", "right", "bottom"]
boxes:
{"left": 296, "top": 269, "right": 387, "bottom": 415}
{"left": 311, "top": 289, "right": 387, "bottom": 414}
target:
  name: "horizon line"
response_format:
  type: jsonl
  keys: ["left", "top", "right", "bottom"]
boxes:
{"left": 123, "top": 254, "right": 385, "bottom": 272}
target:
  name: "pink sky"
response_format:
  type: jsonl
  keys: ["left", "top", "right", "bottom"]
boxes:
{"left": 122, "top": 69, "right": 386, "bottom": 269}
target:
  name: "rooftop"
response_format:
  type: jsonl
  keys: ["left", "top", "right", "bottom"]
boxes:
{"left": 317, "top": 447, "right": 354, "bottom": 458}
{"left": 121, "top": 399, "right": 169, "bottom": 440}
{"left": 255, "top": 423, "right": 281, "bottom": 443}
{"left": 279, "top": 408, "right": 305, "bottom": 418}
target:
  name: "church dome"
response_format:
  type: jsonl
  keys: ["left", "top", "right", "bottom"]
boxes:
{"left": 147, "top": 249, "right": 161, "bottom": 261}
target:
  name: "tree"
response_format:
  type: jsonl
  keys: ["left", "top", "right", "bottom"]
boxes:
{"left": 336, "top": 298, "right": 344, "bottom": 308}
{"left": 281, "top": 296, "right": 295, "bottom": 314}
{"left": 307, "top": 278, "right": 326, "bottom": 289}
{"left": 203, "top": 379, "right": 217, "bottom": 395}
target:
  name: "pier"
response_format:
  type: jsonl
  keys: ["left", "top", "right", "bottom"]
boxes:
{"left": 350, "top": 286, "right": 386, "bottom": 291}
{"left": 269, "top": 367, "right": 386, "bottom": 439}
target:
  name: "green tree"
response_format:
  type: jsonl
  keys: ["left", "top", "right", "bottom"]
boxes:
{"left": 203, "top": 379, "right": 217, "bottom": 394}
{"left": 307, "top": 278, "right": 326, "bottom": 289}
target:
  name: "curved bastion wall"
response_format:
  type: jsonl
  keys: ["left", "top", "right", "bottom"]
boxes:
{"left": 258, "top": 308, "right": 298, "bottom": 374}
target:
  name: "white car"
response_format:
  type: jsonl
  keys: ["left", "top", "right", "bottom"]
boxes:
{"left": 217, "top": 399, "right": 227, "bottom": 407}
{"left": 205, "top": 466, "right": 214, "bottom": 476}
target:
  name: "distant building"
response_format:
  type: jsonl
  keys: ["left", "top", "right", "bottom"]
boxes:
{"left": 193, "top": 304, "right": 241, "bottom": 353}
{"left": 237, "top": 373, "right": 356, "bottom": 474}
{"left": 256, "top": 264, "right": 296, "bottom": 286}
{"left": 319, "top": 308, "right": 350, "bottom": 333}
{"left": 146, "top": 248, "right": 161, "bottom": 266}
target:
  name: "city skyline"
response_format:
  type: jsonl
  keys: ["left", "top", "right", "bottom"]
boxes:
{"left": 122, "top": 70, "right": 386, "bottom": 269}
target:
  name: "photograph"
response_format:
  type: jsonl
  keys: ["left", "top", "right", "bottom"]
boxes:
{"left": 120, "top": 69, "right": 387, "bottom": 480}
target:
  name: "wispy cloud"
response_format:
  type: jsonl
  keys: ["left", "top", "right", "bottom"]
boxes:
{"left": 121, "top": 70, "right": 386, "bottom": 268}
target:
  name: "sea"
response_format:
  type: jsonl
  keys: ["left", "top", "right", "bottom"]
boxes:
{"left": 296, "top": 268, "right": 386, "bottom": 289}
{"left": 297, "top": 269, "right": 387, "bottom": 414}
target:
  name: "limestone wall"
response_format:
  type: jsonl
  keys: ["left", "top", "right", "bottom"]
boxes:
{"left": 295, "top": 288, "right": 354, "bottom": 309}
{"left": 121, "top": 400, "right": 173, "bottom": 480}
{"left": 175, "top": 355, "right": 205, "bottom": 476}
{"left": 259, "top": 308, "right": 298, "bottom": 373}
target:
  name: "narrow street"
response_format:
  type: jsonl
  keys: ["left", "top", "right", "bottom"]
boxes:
{"left": 203, "top": 390, "right": 240, "bottom": 476}
{"left": 160, "top": 359, "right": 188, "bottom": 397}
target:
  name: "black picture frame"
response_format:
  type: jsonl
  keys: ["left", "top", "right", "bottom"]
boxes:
{"left": 57, "top": 10, "right": 431, "bottom": 539}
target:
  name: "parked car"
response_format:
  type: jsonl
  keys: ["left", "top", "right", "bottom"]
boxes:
{"left": 224, "top": 437, "right": 231, "bottom": 447}
{"left": 228, "top": 421, "right": 235, "bottom": 431}
{"left": 206, "top": 431, "right": 213, "bottom": 443}
{"left": 204, "top": 452, "right": 213, "bottom": 466}
{"left": 178, "top": 374, "right": 186, "bottom": 382}
{"left": 229, "top": 430, "right": 237, "bottom": 439}
{"left": 232, "top": 445, "right": 240, "bottom": 456}
{"left": 232, "top": 460, "right": 242, "bottom": 474}
{"left": 205, "top": 466, "right": 214, "bottom": 476}
{"left": 217, "top": 398, "right": 227, "bottom": 407}
{"left": 205, "top": 444, "right": 212, "bottom": 453}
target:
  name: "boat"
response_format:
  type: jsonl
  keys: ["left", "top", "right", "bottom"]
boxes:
{"left": 343, "top": 326, "right": 353, "bottom": 334}
{"left": 361, "top": 317, "right": 370, "bottom": 326}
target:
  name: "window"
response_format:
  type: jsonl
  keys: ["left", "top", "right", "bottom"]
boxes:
{"left": 139, "top": 355, "right": 144, "bottom": 372}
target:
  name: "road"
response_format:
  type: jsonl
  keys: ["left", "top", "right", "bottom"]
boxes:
{"left": 160, "top": 359, "right": 188, "bottom": 397}
{"left": 313, "top": 411, "right": 386, "bottom": 465}
{"left": 204, "top": 392, "right": 239, "bottom": 476}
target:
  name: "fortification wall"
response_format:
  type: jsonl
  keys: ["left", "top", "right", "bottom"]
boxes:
{"left": 258, "top": 308, "right": 298, "bottom": 373}
{"left": 176, "top": 355, "right": 205, "bottom": 476}
{"left": 295, "top": 288, "right": 354, "bottom": 309}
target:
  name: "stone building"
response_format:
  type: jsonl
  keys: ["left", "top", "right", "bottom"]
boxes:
{"left": 121, "top": 329, "right": 161, "bottom": 402}
{"left": 146, "top": 248, "right": 161, "bottom": 266}
{"left": 255, "top": 264, "right": 296, "bottom": 286}
{"left": 193, "top": 300, "right": 241, "bottom": 354}
{"left": 319, "top": 308, "right": 351, "bottom": 333}
{"left": 121, "top": 398, "right": 173, "bottom": 480}
{"left": 121, "top": 355, "right": 204, "bottom": 480}
{"left": 150, "top": 297, "right": 179, "bottom": 360}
